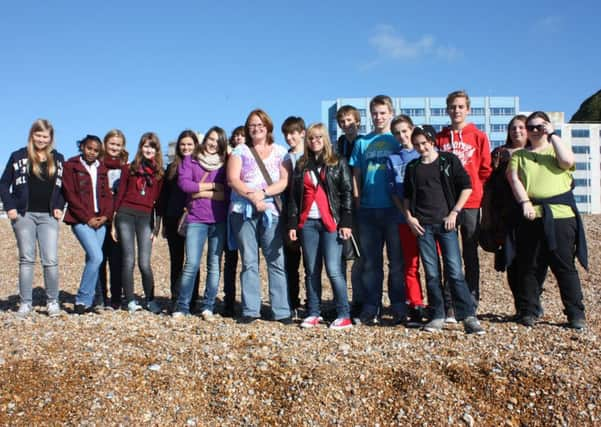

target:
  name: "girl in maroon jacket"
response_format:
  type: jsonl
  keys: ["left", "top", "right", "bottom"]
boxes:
{"left": 111, "top": 132, "right": 164, "bottom": 314}
{"left": 62, "top": 135, "right": 114, "bottom": 314}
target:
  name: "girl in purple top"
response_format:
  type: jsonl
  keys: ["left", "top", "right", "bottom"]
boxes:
{"left": 172, "top": 127, "right": 229, "bottom": 319}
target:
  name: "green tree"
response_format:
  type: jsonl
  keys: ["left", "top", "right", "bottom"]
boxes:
{"left": 570, "top": 90, "right": 601, "bottom": 122}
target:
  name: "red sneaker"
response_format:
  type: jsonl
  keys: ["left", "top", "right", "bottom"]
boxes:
{"left": 329, "top": 317, "right": 353, "bottom": 330}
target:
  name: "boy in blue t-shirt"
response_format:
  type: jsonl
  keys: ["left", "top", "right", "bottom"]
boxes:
{"left": 349, "top": 95, "right": 406, "bottom": 324}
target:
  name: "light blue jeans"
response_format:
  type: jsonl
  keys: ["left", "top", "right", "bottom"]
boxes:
{"left": 72, "top": 223, "right": 106, "bottom": 308}
{"left": 301, "top": 219, "right": 350, "bottom": 318}
{"left": 176, "top": 222, "right": 226, "bottom": 314}
{"left": 11, "top": 212, "right": 60, "bottom": 305}
{"left": 358, "top": 207, "right": 406, "bottom": 318}
{"left": 230, "top": 212, "right": 290, "bottom": 320}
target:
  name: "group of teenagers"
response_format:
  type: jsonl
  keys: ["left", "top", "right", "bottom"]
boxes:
{"left": 0, "top": 90, "right": 588, "bottom": 333}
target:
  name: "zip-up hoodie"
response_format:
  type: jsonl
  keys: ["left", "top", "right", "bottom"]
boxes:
{"left": 436, "top": 123, "right": 492, "bottom": 209}
{"left": 0, "top": 147, "right": 65, "bottom": 215}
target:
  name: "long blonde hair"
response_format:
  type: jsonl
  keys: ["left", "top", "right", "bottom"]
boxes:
{"left": 27, "top": 119, "right": 57, "bottom": 179}
{"left": 103, "top": 129, "right": 128, "bottom": 163}
{"left": 297, "top": 122, "right": 339, "bottom": 169}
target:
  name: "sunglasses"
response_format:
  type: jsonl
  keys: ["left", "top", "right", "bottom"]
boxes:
{"left": 526, "top": 124, "right": 544, "bottom": 132}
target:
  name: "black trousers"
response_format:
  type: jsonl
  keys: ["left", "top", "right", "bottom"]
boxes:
{"left": 284, "top": 241, "right": 302, "bottom": 309}
{"left": 515, "top": 217, "right": 585, "bottom": 320}
{"left": 98, "top": 227, "right": 123, "bottom": 305}
{"left": 223, "top": 247, "right": 238, "bottom": 308}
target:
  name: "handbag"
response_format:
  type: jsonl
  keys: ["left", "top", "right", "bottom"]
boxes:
{"left": 177, "top": 171, "right": 210, "bottom": 237}
{"left": 342, "top": 232, "right": 361, "bottom": 261}
{"left": 176, "top": 209, "right": 188, "bottom": 237}
{"left": 249, "top": 146, "right": 283, "bottom": 213}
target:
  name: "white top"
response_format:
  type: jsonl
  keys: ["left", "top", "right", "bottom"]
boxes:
{"left": 80, "top": 157, "right": 99, "bottom": 213}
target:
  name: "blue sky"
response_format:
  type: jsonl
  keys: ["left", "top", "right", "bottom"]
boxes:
{"left": 1, "top": 1, "right": 600, "bottom": 162}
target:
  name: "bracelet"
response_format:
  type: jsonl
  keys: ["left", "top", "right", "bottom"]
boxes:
{"left": 548, "top": 131, "right": 556, "bottom": 137}
{"left": 519, "top": 199, "right": 530, "bottom": 205}
{"left": 451, "top": 208, "right": 461, "bottom": 214}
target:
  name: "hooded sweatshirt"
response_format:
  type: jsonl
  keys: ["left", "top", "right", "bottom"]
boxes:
{"left": 436, "top": 123, "right": 492, "bottom": 209}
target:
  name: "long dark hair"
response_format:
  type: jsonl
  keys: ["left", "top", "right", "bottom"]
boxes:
{"left": 167, "top": 130, "right": 199, "bottom": 180}
{"left": 195, "top": 126, "right": 228, "bottom": 162}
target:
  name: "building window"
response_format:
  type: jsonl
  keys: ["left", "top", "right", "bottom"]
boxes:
{"left": 475, "top": 124, "right": 486, "bottom": 132}
{"left": 574, "top": 195, "right": 591, "bottom": 204}
{"left": 554, "top": 129, "right": 562, "bottom": 137}
{"left": 400, "top": 108, "right": 426, "bottom": 117}
{"left": 573, "top": 145, "right": 590, "bottom": 154}
{"left": 490, "top": 124, "right": 507, "bottom": 133}
{"left": 470, "top": 107, "right": 485, "bottom": 116}
{"left": 359, "top": 109, "right": 367, "bottom": 118}
{"left": 489, "top": 107, "right": 515, "bottom": 116}
{"left": 571, "top": 129, "right": 590, "bottom": 138}
{"left": 574, "top": 178, "right": 591, "bottom": 187}
{"left": 575, "top": 162, "right": 590, "bottom": 171}
{"left": 430, "top": 108, "right": 446, "bottom": 117}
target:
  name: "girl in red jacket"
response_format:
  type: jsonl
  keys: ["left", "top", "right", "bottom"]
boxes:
{"left": 112, "top": 133, "right": 164, "bottom": 314}
{"left": 62, "top": 135, "right": 114, "bottom": 314}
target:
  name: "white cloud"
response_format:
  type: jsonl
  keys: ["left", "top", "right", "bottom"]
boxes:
{"left": 368, "top": 25, "right": 462, "bottom": 63}
{"left": 532, "top": 15, "right": 562, "bottom": 33}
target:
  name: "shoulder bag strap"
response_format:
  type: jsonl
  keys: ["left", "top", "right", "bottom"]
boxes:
{"left": 248, "top": 146, "right": 282, "bottom": 213}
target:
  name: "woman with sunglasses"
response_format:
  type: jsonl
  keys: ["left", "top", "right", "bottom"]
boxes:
{"left": 481, "top": 115, "right": 547, "bottom": 318}
{"left": 507, "top": 111, "right": 587, "bottom": 330}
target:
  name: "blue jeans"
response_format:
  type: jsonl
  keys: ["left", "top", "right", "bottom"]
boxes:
{"left": 115, "top": 210, "right": 155, "bottom": 303}
{"left": 358, "top": 208, "right": 406, "bottom": 318}
{"left": 230, "top": 212, "right": 290, "bottom": 320}
{"left": 11, "top": 212, "right": 59, "bottom": 305}
{"left": 301, "top": 219, "right": 350, "bottom": 318}
{"left": 417, "top": 224, "right": 475, "bottom": 320}
{"left": 72, "top": 223, "right": 106, "bottom": 307}
{"left": 176, "top": 222, "right": 226, "bottom": 314}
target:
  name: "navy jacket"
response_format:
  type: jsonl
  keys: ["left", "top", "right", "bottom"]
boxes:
{"left": 0, "top": 147, "right": 65, "bottom": 215}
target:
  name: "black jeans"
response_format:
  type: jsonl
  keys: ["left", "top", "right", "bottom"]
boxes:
{"left": 284, "top": 240, "right": 302, "bottom": 309}
{"left": 459, "top": 208, "right": 481, "bottom": 303}
{"left": 515, "top": 217, "right": 585, "bottom": 320}
{"left": 163, "top": 216, "right": 199, "bottom": 303}
{"left": 98, "top": 229, "right": 123, "bottom": 305}
{"left": 115, "top": 209, "right": 155, "bottom": 303}
{"left": 223, "top": 247, "right": 238, "bottom": 308}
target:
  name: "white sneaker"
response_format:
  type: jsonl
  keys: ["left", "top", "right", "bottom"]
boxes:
{"left": 128, "top": 300, "right": 142, "bottom": 313}
{"left": 201, "top": 310, "right": 216, "bottom": 322}
{"left": 16, "top": 303, "right": 32, "bottom": 318}
{"left": 444, "top": 316, "right": 458, "bottom": 324}
{"left": 300, "top": 315, "right": 323, "bottom": 328}
{"left": 47, "top": 301, "right": 61, "bottom": 317}
{"left": 172, "top": 311, "right": 187, "bottom": 319}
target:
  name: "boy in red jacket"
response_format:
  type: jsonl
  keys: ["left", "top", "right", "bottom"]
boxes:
{"left": 436, "top": 90, "right": 492, "bottom": 312}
